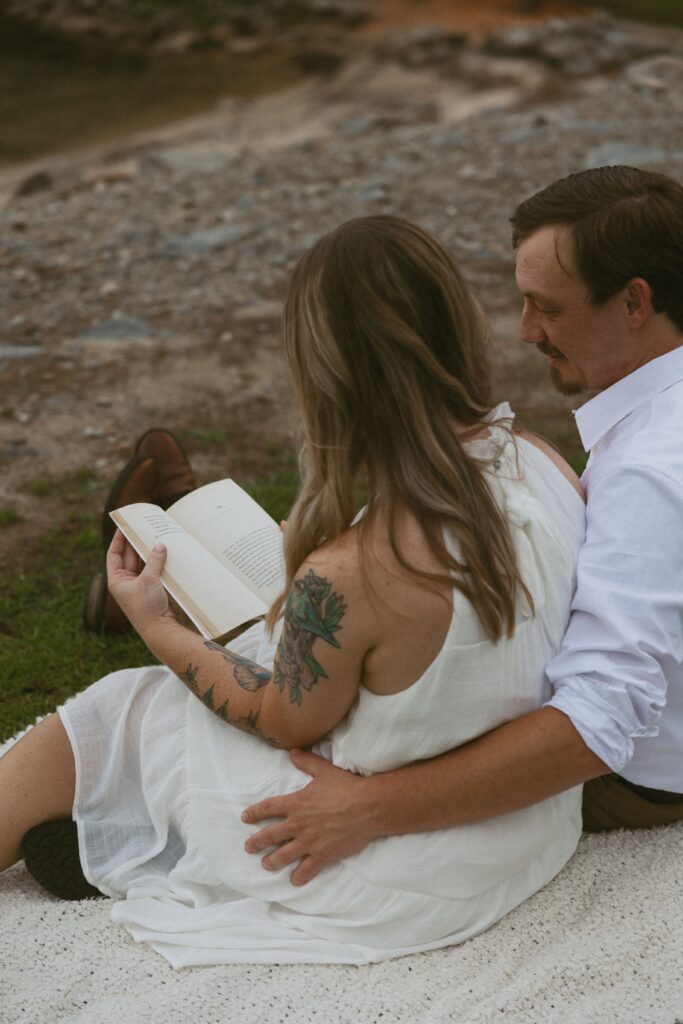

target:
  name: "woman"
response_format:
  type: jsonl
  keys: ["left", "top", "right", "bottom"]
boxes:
{"left": 0, "top": 216, "right": 585, "bottom": 966}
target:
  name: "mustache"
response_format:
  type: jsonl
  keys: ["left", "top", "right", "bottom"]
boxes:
{"left": 537, "top": 341, "right": 564, "bottom": 359}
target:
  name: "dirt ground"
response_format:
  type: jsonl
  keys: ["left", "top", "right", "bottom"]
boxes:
{"left": 0, "top": 1, "right": 609, "bottom": 573}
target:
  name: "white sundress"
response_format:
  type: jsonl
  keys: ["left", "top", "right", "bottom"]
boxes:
{"left": 59, "top": 403, "right": 587, "bottom": 967}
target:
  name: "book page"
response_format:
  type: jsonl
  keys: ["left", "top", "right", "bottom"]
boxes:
{"left": 168, "top": 480, "right": 286, "bottom": 605}
{"left": 110, "top": 504, "right": 267, "bottom": 640}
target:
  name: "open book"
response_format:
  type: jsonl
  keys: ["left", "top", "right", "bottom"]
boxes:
{"left": 110, "top": 480, "right": 286, "bottom": 641}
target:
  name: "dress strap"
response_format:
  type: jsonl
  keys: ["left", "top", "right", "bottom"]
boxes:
{"left": 484, "top": 401, "right": 515, "bottom": 426}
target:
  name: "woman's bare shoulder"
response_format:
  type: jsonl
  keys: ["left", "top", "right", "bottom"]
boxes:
{"left": 307, "top": 511, "right": 449, "bottom": 616}
{"left": 515, "top": 428, "right": 585, "bottom": 500}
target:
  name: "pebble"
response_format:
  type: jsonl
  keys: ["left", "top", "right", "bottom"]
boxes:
{"left": 76, "top": 317, "right": 152, "bottom": 343}
{"left": 0, "top": 345, "right": 45, "bottom": 360}
{"left": 168, "top": 225, "right": 251, "bottom": 255}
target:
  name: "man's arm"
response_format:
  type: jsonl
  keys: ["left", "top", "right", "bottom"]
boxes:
{"left": 245, "top": 461, "right": 683, "bottom": 883}
{"left": 242, "top": 706, "right": 608, "bottom": 884}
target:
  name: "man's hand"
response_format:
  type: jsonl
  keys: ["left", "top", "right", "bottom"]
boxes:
{"left": 106, "top": 530, "right": 175, "bottom": 636}
{"left": 241, "top": 749, "right": 379, "bottom": 885}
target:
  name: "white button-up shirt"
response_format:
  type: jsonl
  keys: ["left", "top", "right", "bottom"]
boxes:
{"left": 545, "top": 345, "right": 683, "bottom": 790}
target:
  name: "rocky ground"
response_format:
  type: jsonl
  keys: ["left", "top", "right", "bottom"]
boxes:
{"left": 1, "top": 7, "right": 683, "bottom": 571}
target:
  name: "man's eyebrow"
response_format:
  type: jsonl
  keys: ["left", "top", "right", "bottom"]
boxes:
{"left": 520, "top": 289, "right": 558, "bottom": 303}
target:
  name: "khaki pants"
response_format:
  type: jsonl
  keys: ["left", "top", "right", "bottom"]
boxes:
{"left": 582, "top": 774, "right": 683, "bottom": 832}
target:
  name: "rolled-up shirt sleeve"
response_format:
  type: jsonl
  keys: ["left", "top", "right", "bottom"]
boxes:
{"left": 545, "top": 462, "right": 683, "bottom": 773}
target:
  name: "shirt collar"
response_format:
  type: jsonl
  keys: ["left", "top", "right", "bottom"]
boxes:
{"left": 574, "top": 345, "right": 683, "bottom": 452}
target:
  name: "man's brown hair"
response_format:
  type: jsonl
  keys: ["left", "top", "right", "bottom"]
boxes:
{"left": 510, "top": 165, "right": 683, "bottom": 331}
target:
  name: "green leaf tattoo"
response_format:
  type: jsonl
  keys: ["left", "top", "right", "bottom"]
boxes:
{"left": 178, "top": 659, "right": 278, "bottom": 744}
{"left": 274, "top": 568, "right": 347, "bottom": 706}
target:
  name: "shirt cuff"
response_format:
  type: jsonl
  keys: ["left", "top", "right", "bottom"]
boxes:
{"left": 546, "top": 676, "right": 661, "bottom": 774}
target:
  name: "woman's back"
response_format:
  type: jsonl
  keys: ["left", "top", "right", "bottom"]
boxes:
{"left": 327, "top": 403, "right": 586, "bottom": 774}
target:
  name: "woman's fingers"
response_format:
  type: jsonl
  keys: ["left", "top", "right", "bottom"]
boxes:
{"left": 140, "top": 543, "right": 167, "bottom": 580}
{"left": 122, "top": 537, "right": 140, "bottom": 574}
{"left": 107, "top": 528, "right": 126, "bottom": 571}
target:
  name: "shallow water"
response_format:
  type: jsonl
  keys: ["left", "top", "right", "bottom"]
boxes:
{"left": 0, "top": 16, "right": 301, "bottom": 166}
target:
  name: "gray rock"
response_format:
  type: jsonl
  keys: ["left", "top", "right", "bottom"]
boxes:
{"left": 142, "top": 148, "right": 234, "bottom": 176}
{"left": 14, "top": 160, "right": 79, "bottom": 199}
{"left": 377, "top": 24, "right": 467, "bottom": 69}
{"left": 482, "top": 15, "right": 667, "bottom": 76}
{"left": 304, "top": 0, "right": 371, "bottom": 26}
{"left": 0, "top": 345, "right": 45, "bottom": 360}
{"left": 168, "top": 225, "right": 251, "bottom": 255}
{"left": 77, "top": 316, "right": 152, "bottom": 342}
{"left": 0, "top": 440, "right": 39, "bottom": 460}
{"left": 627, "top": 55, "right": 683, "bottom": 92}
{"left": 583, "top": 142, "right": 671, "bottom": 169}
{"left": 234, "top": 300, "right": 282, "bottom": 321}
{"left": 14, "top": 170, "right": 54, "bottom": 198}
{"left": 337, "top": 102, "right": 438, "bottom": 137}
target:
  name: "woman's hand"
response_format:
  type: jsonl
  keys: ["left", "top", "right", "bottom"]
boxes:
{"left": 106, "top": 530, "right": 174, "bottom": 637}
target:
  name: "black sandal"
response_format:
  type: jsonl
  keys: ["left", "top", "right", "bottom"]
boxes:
{"left": 22, "top": 819, "right": 103, "bottom": 901}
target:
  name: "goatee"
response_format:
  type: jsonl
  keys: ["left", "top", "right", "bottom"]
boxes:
{"left": 549, "top": 366, "right": 582, "bottom": 396}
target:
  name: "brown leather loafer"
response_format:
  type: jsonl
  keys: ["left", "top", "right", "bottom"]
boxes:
{"left": 101, "top": 453, "right": 158, "bottom": 551}
{"left": 82, "top": 571, "right": 131, "bottom": 634}
{"left": 134, "top": 428, "right": 197, "bottom": 510}
{"left": 83, "top": 454, "right": 157, "bottom": 634}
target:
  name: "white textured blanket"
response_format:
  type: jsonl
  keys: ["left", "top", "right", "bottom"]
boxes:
{"left": 1, "top": 728, "right": 682, "bottom": 1024}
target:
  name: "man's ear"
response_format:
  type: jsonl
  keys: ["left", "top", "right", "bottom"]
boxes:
{"left": 625, "top": 277, "right": 653, "bottom": 327}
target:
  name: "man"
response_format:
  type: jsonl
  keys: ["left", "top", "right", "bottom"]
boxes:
{"left": 237, "top": 164, "right": 683, "bottom": 884}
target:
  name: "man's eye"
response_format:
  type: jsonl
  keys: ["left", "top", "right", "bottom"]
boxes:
{"left": 536, "top": 306, "right": 558, "bottom": 315}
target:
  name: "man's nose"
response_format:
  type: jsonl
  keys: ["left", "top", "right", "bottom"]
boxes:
{"left": 519, "top": 301, "right": 546, "bottom": 345}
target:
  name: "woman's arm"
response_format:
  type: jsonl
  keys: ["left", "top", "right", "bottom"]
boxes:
{"left": 106, "top": 530, "right": 373, "bottom": 749}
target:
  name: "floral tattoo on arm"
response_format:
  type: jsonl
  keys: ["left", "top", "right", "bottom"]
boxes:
{"left": 177, "top": 569, "right": 346, "bottom": 738}
{"left": 274, "top": 568, "right": 347, "bottom": 706}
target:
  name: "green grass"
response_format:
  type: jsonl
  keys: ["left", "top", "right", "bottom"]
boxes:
{"left": 0, "top": 509, "right": 22, "bottom": 528}
{"left": 0, "top": 458, "right": 300, "bottom": 742}
{"left": 178, "top": 426, "right": 236, "bottom": 448}
{"left": 21, "top": 467, "right": 108, "bottom": 500}
{"left": 0, "top": 515, "right": 151, "bottom": 741}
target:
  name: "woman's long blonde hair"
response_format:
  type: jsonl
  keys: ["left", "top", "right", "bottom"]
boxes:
{"left": 267, "top": 215, "right": 530, "bottom": 641}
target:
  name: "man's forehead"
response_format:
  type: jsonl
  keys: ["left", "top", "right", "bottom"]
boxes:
{"left": 515, "top": 224, "right": 578, "bottom": 290}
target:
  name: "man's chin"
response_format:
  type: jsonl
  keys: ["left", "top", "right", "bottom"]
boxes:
{"left": 549, "top": 366, "right": 583, "bottom": 397}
